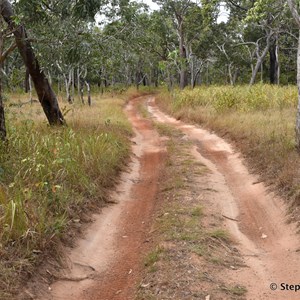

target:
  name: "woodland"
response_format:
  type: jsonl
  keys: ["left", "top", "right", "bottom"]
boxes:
{"left": 0, "top": 0, "right": 299, "bottom": 127}
{"left": 1, "top": 0, "right": 300, "bottom": 298}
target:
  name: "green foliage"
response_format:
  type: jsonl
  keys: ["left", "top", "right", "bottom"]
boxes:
{"left": 73, "top": 0, "right": 105, "bottom": 20}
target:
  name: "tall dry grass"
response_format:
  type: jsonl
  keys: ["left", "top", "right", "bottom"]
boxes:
{"left": 0, "top": 92, "right": 132, "bottom": 297}
{"left": 156, "top": 85, "right": 300, "bottom": 216}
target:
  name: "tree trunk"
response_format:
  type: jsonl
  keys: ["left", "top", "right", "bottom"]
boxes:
{"left": 233, "top": 69, "right": 239, "bottom": 85}
{"left": 250, "top": 35, "right": 272, "bottom": 86}
{"left": 0, "top": 73, "right": 6, "bottom": 140}
{"left": 71, "top": 68, "right": 75, "bottom": 103}
{"left": 0, "top": 0, "right": 65, "bottom": 125}
{"left": 206, "top": 62, "right": 210, "bottom": 85}
{"left": 77, "top": 68, "right": 84, "bottom": 104}
{"left": 178, "top": 22, "right": 187, "bottom": 90}
{"left": 64, "top": 74, "right": 71, "bottom": 103}
{"left": 0, "top": 32, "right": 6, "bottom": 140}
{"left": 189, "top": 48, "right": 195, "bottom": 88}
{"left": 192, "top": 69, "right": 201, "bottom": 89}
{"left": 269, "top": 38, "right": 279, "bottom": 84}
{"left": 29, "top": 75, "right": 33, "bottom": 104}
{"left": 48, "top": 71, "right": 52, "bottom": 85}
{"left": 228, "top": 63, "right": 234, "bottom": 85}
{"left": 24, "top": 68, "right": 30, "bottom": 93}
{"left": 167, "top": 67, "right": 173, "bottom": 92}
{"left": 67, "top": 69, "right": 72, "bottom": 103}
{"left": 296, "top": 31, "right": 300, "bottom": 149}
{"left": 85, "top": 81, "right": 91, "bottom": 106}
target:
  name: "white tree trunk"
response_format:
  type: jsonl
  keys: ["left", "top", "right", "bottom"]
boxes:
{"left": 77, "top": 68, "right": 81, "bottom": 102}
{"left": 85, "top": 81, "right": 91, "bottom": 106}
{"left": 71, "top": 68, "right": 75, "bottom": 103}
{"left": 250, "top": 35, "right": 272, "bottom": 85}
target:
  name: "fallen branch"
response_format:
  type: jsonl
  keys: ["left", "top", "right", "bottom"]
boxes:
{"left": 46, "top": 269, "right": 94, "bottom": 282}
{"left": 8, "top": 100, "right": 38, "bottom": 107}
{"left": 252, "top": 180, "right": 263, "bottom": 185}
{"left": 222, "top": 214, "right": 239, "bottom": 222}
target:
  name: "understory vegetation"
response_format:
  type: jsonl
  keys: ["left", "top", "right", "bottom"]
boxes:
{"left": 157, "top": 85, "right": 300, "bottom": 213}
{"left": 0, "top": 92, "right": 132, "bottom": 298}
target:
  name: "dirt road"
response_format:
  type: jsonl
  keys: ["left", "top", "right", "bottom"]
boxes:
{"left": 38, "top": 95, "right": 300, "bottom": 300}
{"left": 147, "top": 96, "right": 300, "bottom": 300}
{"left": 37, "top": 96, "right": 166, "bottom": 300}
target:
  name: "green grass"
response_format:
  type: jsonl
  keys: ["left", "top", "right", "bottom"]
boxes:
{"left": 144, "top": 246, "right": 164, "bottom": 268}
{"left": 154, "top": 123, "right": 175, "bottom": 137}
{"left": 191, "top": 206, "right": 203, "bottom": 217}
{"left": 0, "top": 94, "right": 132, "bottom": 297}
{"left": 209, "top": 229, "right": 230, "bottom": 241}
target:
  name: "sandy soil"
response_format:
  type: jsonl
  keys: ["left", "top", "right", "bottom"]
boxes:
{"left": 31, "top": 95, "right": 300, "bottom": 300}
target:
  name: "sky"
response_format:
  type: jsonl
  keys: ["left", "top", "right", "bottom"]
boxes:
{"left": 96, "top": 0, "right": 229, "bottom": 25}
{"left": 141, "top": 0, "right": 160, "bottom": 11}
{"left": 139, "top": 0, "right": 229, "bottom": 23}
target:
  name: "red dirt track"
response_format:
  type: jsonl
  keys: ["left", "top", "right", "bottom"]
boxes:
{"left": 37, "top": 95, "right": 300, "bottom": 300}
{"left": 41, "top": 96, "right": 166, "bottom": 300}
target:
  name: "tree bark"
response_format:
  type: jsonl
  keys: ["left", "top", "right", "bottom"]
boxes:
{"left": 64, "top": 74, "right": 71, "bottom": 103}
{"left": 71, "top": 68, "right": 75, "bottom": 103}
{"left": 0, "top": 30, "right": 6, "bottom": 140}
{"left": 228, "top": 63, "right": 234, "bottom": 85}
{"left": 269, "top": 36, "right": 279, "bottom": 85}
{"left": 296, "top": 31, "right": 300, "bottom": 149}
{"left": 24, "top": 68, "right": 30, "bottom": 93}
{"left": 77, "top": 68, "right": 84, "bottom": 104}
{"left": 178, "top": 21, "right": 187, "bottom": 90}
{"left": 85, "top": 81, "right": 91, "bottom": 106}
{"left": 29, "top": 75, "right": 33, "bottom": 104}
{"left": 0, "top": 72, "right": 6, "bottom": 140}
{"left": 0, "top": 0, "right": 65, "bottom": 125}
{"left": 249, "top": 33, "right": 272, "bottom": 86}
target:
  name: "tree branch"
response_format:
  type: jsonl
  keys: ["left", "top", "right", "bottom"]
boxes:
{"left": 226, "top": 0, "right": 248, "bottom": 11}
{"left": 0, "top": 41, "right": 17, "bottom": 63}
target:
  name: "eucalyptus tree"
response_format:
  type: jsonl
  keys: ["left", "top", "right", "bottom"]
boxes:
{"left": 245, "top": 0, "right": 288, "bottom": 85}
{"left": 0, "top": 0, "right": 65, "bottom": 125}
{"left": 98, "top": 1, "right": 166, "bottom": 88}
{"left": 224, "top": 0, "right": 292, "bottom": 85}
{"left": 153, "top": 0, "right": 197, "bottom": 89}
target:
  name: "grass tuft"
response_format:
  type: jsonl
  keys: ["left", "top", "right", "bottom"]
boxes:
{"left": 144, "top": 246, "right": 164, "bottom": 267}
